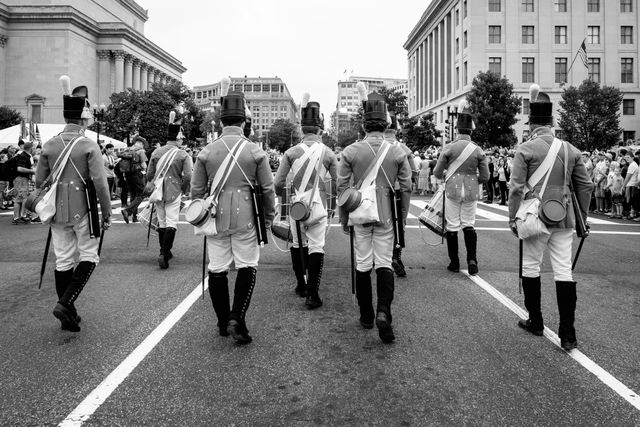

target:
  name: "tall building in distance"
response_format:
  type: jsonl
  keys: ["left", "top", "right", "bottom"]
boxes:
{"left": 0, "top": 0, "right": 185, "bottom": 124}
{"left": 405, "top": 0, "right": 640, "bottom": 143}
{"left": 331, "top": 75, "right": 408, "bottom": 135}
{"left": 193, "top": 76, "right": 298, "bottom": 136}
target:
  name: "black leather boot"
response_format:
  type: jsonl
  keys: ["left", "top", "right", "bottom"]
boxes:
{"left": 157, "top": 228, "right": 167, "bottom": 269}
{"left": 159, "top": 228, "right": 176, "bottom": 269}
{"left": 54, "top": 269, "right": 79, "bottom": 324}
{"left": 228, "top": 267, "right": 257, "bottom": 344}
{"left": 556, "top": 281, "right": 578, "bottom": 351}
{"left": 391, "top": 246, "right": 407, "bottom": 277}
{"left": 518, "top": 276, "right": 544, "bottom": 336}
{"left": 355, "top": 270, "right": 374, "bottom": 329}
{"left": 208, "top": 272, "right": 230, "bottom": 336}
{"left": 376, "top": 267, "right": 395, "bottom": 343}
{"left": 290, "top": 247, "right": 307, "bottom": 297}
{"left": 463, "top": 227, "right": 478, "bottom": 275}
{"left": 305, "top": 252, "right": 324, "bottom": 309}
{"left": 53, "top": 261, "right": 96, "bottom": 332}
{"left": 446, "top": 231, "right": 460, "bottom": 272}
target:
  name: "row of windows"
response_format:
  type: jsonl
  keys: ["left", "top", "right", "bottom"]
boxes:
{"left": 488, "top": 25, "right": 634, "bottom": 45}
{"left": 520, "top": 99, "right": 635, "bottom": 116}
{"left": 489, "top": 0, "right": 633, "bottom": 13}
{"left": 485, "top": 57, "right": 635, "bottom": 84}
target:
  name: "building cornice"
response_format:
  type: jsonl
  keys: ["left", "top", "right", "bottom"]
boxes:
{"left": 2, "top": 5, "right": 185, "bottom": 74}
{"left": 116, "top": 0, "right": 148, "bottom": 22}
{"left": 0, "top": 2, "right": 9, "bottom": 22}
{"left": 403, "top": 0, "right": 448, "bottom": 51}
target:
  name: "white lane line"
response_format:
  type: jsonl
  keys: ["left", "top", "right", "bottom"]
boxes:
{"left": 327, "top": 224, "right": 640, "bottom": 235}
{"left": 59, "top": 280, "right": 208, "bottom": 426}
{"left": 460, "top": 270, "right": 640, "bottom": 412}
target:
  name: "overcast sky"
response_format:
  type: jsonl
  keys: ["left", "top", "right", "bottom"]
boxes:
{"left": 134, "top": 0, "right": 432, "bottom": 124}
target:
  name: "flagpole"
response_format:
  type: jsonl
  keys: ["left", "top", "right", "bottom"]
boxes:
{"left": 567, "top": 37, "right": 587, "bottom": 74}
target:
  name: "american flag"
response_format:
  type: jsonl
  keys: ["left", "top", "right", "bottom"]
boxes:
{"left": 577, "top": 39, "right": 588, "bottom": 68}
{"left": 34, "top": 124, "right": 42, "bottom": 145}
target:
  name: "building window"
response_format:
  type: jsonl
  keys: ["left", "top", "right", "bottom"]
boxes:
{"left": 522, "top": 0, "right": 534, "bottom": 12}
{"left": 621, "top": 0, "right": 633, "bottom": 12}
{"left": 588, "top": 0, "right": 600, "bottom": 12}
{"left": 464, "top": 31, "right": 468, "bottom": 48}
{"left": 522, "top": 26, "right": 535, "bottom": 44}
{"left": 455, "top": 9, "right": 459, "bottom": 26}
{"left": 623, "top": 99, "right": 636, "bottom": 115}
{"left": 455, "top": 38, "right": 460, "bottom": 54}
{"left": 624, "top": 131, "right": 636, "bottom": 143}
{"left": 588, "top": 58, "right": 601, "bottom": 82}
{"left": 489, "top": 57, "right": 502, "bottom": 75}
{"left": 555, "top": 58, "right": 568, "bottom": 83}
{"left": 555, "top": 26, "right": 567, "bottom": 44}
{"left": 622, "top": 58, "right": 634, "bottom": 83}
{"left": 587, "top": 26, "right": 600, "bottom": 44}
{"left": 522, "top": 99, "right": 530, "bottom": 115}
{"left": 456, "top": 66, "right": 460, "bottom": 89}
{"left": 522, "top": 57, "right": 535, "bottom": 83}
{"left": 464, "top": 62, "right": 468, "bottom": 86}
{"left": 30, "top": 105, "right": 42, "bottom": 124}
{"left": 489, "top": 26, "right": 501, "bottom": 43}
{"left": 463, "top": 1, "right": 468, "bottom": 17}
{"left": 489, "top": 0, "right": 501, "bottom": 12}
{"left": 554, "top": 0, "right": 567, "bottom": 12}
{"left": 621, "top": 26, "right": 633, "bottom": 44}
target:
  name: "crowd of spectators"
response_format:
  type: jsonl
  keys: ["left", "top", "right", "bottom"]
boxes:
{"left": 0, "top": 138, "right": 41, "bottom": 224}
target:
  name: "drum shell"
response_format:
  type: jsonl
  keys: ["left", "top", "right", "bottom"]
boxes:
{"left": 337, "top": 188, "right": 362, "bottom": 213}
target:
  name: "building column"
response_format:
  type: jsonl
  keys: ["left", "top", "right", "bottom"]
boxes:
{"left": 140, "top": 63, "right": 148, "bottom": 91}
{"left": 0, "top": 34, "right": 7, "bottom": 106}
{"left": 97, "top": 50, "right": 111, "bottom": 106}
{"left": 132, "top": 58, "right": 141, "bottom": 90}
{"left": 113, "top": 50, "right": 125, "bottom": 93}
{"left": 124, "top": 54, "right": 133, "bottom": 89}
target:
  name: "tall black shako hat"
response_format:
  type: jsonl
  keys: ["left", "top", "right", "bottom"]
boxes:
{"left": 300, "top": 93, "right": 323, "bottom": 128}
{"left": 456, "top": 100, "right": 474, "bottom": 131}
{"left": 219, "top": 76, "right": 248, "bottom": 121}
{"left": 528, "top": 83, "right": 553, "bottom": 126}
{"left": 357, "top": 82, "right": 388, "bottom": 123}
{"left": 60, "top": 75, "right": 92, "bottom": 120}
{"left": 167, "top": 106, "right": 184, "bottom": 140}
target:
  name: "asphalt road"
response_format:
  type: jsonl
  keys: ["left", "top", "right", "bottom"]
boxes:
{"left": 0, "top": 198, "right": 639, "bottom": 426}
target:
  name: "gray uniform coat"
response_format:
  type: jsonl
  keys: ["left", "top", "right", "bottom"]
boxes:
{"left": 146, "top": 142, "right": 193, "bottom": 203}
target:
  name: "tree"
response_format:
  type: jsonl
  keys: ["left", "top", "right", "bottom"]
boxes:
{"left": 378, "top": 86, "right": 408, "bottom": 116}
{"left": 98, "top": 81, "right": 204, "bottom": 146}
{"left": 0, "top": 106, "right": 23, "bottom": 130}
{"left": 266, "top": 119, "right": 299, "bottom": 152}
{"left": 466, "top": 71, "right": 521, "bottom": 148}
{"left": 337, "top": 128, "right": 360, "bottom": 148}
{"left": 321, "top": 132, "right": 336, "bottom": 149}
{"left": 402, "top": 113, "right": 441, "bottom": 151}
{"left": 558, "top": 80, "right": 623, "bottom": 151}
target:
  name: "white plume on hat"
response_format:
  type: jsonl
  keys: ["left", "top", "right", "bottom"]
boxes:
{"left": 301, "top": 92, "right": 310, "bottom": 108}
{"left": 220, "top": 77, "right": 231, "bottom": 97}
{"left": 458, "top": 99, "right": 468, "bottom": 111}
{"left": 60, "top": 75, "right": 71, "bottom": 95}
{"left": 169, "top": 110, "right": 176, "bottom": 124}
{"left": 386, "top": 111, "right": 392, "bottom": 124}
{"left": 529, "top": 83, "right": 540, "bottom": 103}
{"left": 356, "top": 82, "right": 368, "bottom": 102}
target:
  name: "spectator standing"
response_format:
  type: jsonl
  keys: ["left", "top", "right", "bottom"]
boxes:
{"left": 119, "top": 139, "right": 147, "bottom": 223}
{"left": 608, "top": 163, "right": 625, "bottom": 219}
{"left": 0, "top": 152, "right": 10, "bottom": 209}
{"left": 12, "top": 141, "right": 35, "bottom": 224}
{"left": 103, "top": 143, "right": 118, "bottom": 199}
{"left": 624, "top": 154, "right": 639, "bottom": 219}
{"left": 496, "top": 156, "right": 510, "bottom": 205}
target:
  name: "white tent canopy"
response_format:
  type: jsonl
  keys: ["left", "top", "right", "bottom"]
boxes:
{"left": 0, "top": 124, "right": 126, "bottom": 149}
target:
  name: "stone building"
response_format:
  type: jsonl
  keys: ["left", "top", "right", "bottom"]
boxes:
{"left": 0, "top": 0, "right": 185, "bottom": 124}
{"left": 405, "top": 0, "right": 640, "bottom": 143}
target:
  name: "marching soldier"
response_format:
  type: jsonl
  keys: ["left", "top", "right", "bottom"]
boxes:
{"left": 337, "top": 84, "right": 412, "bottom": 343}
{"left": 35, "top": 76, "right": 111, "bottom": 332}
{"left": 190, "top": 77, "right": 275, "bottom": 344}
{"left": 274, "top": 94, "right": 338, "bottom": 308}
{"left": 433, "top": 100, "right": 489, "bottom": 276}
{"left": 146, "top": 109, "right": 193, "bottom": 269}
{"left": 509, "top": 84, "right": 592, "bottom": 351}
{"left": 384, "top": 112, "right": 413, "bottom": 278}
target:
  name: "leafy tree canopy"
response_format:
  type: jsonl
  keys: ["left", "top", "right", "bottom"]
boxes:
{"left": 402, "top": 112, "right": 441, "bottom": 152}
{"left": 0, "top": 106, "right": 23, "bottom": 130}
{"left": 466, "top": 71, "right": 521, "bottom": 148}
{"left": 558, "top": 79, "right": 623, "bottom": 151}
{"left": 266, "top": 119, "right": 300, "bottom": 153}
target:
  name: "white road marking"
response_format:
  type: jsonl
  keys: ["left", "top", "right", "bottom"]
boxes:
{"left": 460, "top": 270, "right": 640, "bottom": 412}
{"left": 410, "top": 199, "right": 506, "bottom": 221}
{"left": 59, "top": 279, "right": 209, "bottom": 426}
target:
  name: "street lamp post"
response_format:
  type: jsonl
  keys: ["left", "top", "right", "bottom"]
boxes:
{"left": 93, "top": 104, "right": 106, "bottom": 146}
{"left": 445, "top": 105, "right": 458, "bottom": 143}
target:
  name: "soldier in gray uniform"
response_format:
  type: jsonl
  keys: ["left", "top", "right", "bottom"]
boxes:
{"left": 433, "top": 101, "right": 489, "bottom": 275}
{"left": 190, "top": 79, "right": 275, "bottom": 344}
{"left": 274, "top": 94, "right": 337, "bottom": 308}
{"left": 509, "top": 84, "right": 593, "bottom": 351}
{"left": 146, "top": 110, "right": 193, "bottom": 269}
{"left": 35, "top": 76, "right": 112, "bottom": 332}
{"left": 337, "top": 86, "right": 412, "bottom": 343}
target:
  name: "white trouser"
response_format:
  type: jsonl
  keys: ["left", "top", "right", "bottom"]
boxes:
{"left": 445, "top": 198, "right": 477, "bottom": 232}
{"left": 155, "top": 197, "right": 181, "bottom": 229}
{"left": 289, "top": 216, "right": 327, "bottom": 254}
{"left": 206, "top": 228, "right": 259, "bottom": 273}
{"left": 522, "top": 228, "right": 573, "bottom": 281}
{"left": 354, "top": 223, "right": 394, "bottom": 272}
{"left": 51, "top": 215, "right": 99, "bottom": 271}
